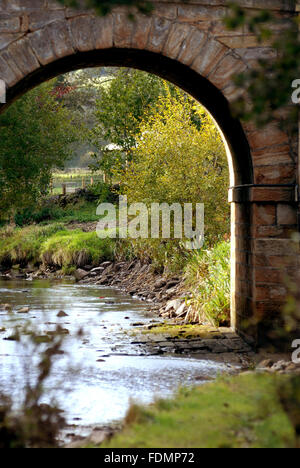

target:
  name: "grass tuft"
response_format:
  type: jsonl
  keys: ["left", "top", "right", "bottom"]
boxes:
{"left": 101, "top": 373, "right": 297, "bottom": 449}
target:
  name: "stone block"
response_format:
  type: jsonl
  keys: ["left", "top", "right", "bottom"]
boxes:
{"left": 177, "top": 27, "right": 207, "bottom": 66}
{"left": 191, "top": 38, "right": 226, "bottom": 77}
{"left": 148, "top": 16, "right": 171, "bottom": 53}
{"left": 69, "top": 16, "right": 94, "bottom": 52}
{"left": 7, "top": 36, "right": 39, "bottom": 74}
{"left": 93, "top": 15, "right": 113, "bottom": 49}
{"left": 46, "top": 20, "right": 74, "bottom": 58}
{"left": 113, "top": 11, "right": 134, "bottom": 48}
{"left": 28, "top": 28, "right": 55, "bottom": 65}
{"left": 163, "top": 22, "right": 191, "bottom": 59}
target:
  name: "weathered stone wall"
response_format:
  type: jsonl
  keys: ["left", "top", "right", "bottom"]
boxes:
{"left": 0, "top": 0, "right": 298, "bottom": 345}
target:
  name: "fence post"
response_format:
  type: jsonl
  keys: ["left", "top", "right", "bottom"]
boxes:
{"left": 62, "top": 183, "right": 66, "bottom": 195}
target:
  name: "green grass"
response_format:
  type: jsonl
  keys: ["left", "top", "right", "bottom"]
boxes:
{"left": 184, "top": 240, "right": 230, "bottom": 326}
{"left": 99, "top": 373, "right": 296, "bottom": 448}
{"left": 40, "top": 229, "right": 114, "bottom": 267}
{"left": 0, "top": 224, "right": 66, "bottom": 266}
{"left": 0, "top": 224, "right": 115, "bottom": 268}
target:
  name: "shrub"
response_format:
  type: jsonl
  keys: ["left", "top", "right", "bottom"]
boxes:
{"left": 87, "top": 181, "right": 119, "bottom": 204}
{"left": 121, "top": 90, "right": 230, "bottom": 244}
{"left": 184, "top": 241, "right": 231, "bottom": 326}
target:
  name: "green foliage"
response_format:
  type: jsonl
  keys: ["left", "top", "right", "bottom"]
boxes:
{"left": 117, "top": 238, "right": 189, "bottom": 275}
{"left": 0, "top": 224, "right": 66, "bottom": 267}
{"left": 40, "top": 229, "right": 115, "bottom": 267}
{"left": 122, "top": 89, "right": 230, "bottom": 243}
{"left": 13, "top": 189, "right": 107, "bottom": 227}
{"left": 0, "top": 82, "right": 78, "bottom": 221}
{"left": 102, "top": 373, "right": 296, "bottom": 448}
{"left": 184, "top": 241, "right": 231, "bottom": 326}
{"left": 0, "top": 224, "right": 115, "bottom": 269}
{"left": 90, "top": 69, "right": 171, "bottom": 178}
{"left": 14, "top": 205, "right": 67, "bottom": 227}
{"left": 87, "top": 181, "right": 118, "bottom": 204}
{"left": 225, "top": 3, "right": 299, "bottom": 128}
{"left": 14, "top": 200, "right": 97, "bottom": 227}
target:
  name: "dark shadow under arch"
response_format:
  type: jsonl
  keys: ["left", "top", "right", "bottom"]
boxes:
{"left": 1, "top": 48, "right": 253, "bottom": 186}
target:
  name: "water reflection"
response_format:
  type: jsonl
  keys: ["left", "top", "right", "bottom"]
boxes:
{"left": 0, "top": 279, "right": 229, "bottom": 428}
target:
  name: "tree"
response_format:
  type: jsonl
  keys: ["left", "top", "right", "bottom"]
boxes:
{"left": 121, "top": 89, "right": 230, "bottom": 244}
{"left": 0, "top": 82, "right": 78, "bottom": 221}
{"left": 52, "top": 67, "right": 114, "bottom": 168}
{"left": 90, "top": 68, "right": 170, "bottom": 179}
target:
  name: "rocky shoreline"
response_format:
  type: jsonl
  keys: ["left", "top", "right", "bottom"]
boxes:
{"left": 1, "top": 260, "right": 300, "bottom": 449}
{"left": 2, "top": 260, "right": 300, "bottom": 368}
{"left": 77, "top": 259, "right": 190, "bottom": 321}
{"left": 0, "top": 258, "right": 187, "bottom": 320}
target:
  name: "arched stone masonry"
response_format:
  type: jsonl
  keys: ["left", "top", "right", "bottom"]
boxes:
{"left": 0, "top": 0, "right": 298, "bottom": 345}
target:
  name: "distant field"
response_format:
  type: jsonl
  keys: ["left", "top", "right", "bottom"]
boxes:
{"left": 51, "top": 169, "right": 104, "bottom": 194}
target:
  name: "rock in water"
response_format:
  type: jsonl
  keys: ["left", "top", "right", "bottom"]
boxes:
{"left": 74, "top": 269, "right": 89, "bottom": 282}
{"left": 18, "top": 307, "right": 30, "bottom": 314}
{"left": 57, "top": 310, "right": 69, "bottom": 317}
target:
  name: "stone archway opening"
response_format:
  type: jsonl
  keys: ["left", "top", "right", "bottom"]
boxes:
{"left": 0, "top": 49, "right": 253, "bottom": 342}
{"left": 0, "top": 0, "right": 298, "bottom": 347}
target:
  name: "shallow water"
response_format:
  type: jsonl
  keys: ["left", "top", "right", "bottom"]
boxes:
{"left": 0, "top": 278, "right": 230, "bottom": 431}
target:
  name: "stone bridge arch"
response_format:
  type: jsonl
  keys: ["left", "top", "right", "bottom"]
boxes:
{"left": 0, "top": 0, "right": 298, "bottom": 346}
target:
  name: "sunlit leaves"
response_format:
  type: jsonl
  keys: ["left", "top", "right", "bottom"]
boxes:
{"left": 121, "top": 89, "right": 230, "bottom": 243}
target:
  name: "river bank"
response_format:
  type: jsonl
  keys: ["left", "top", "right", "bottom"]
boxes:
{"left": 0, "top": 274, "right": 299, "bottom": 449}
{"left": 0, "top": 257, "right": 253, "bottom": 357}
{"left": 0, "top": 277, "right": 244, "bottom": 447}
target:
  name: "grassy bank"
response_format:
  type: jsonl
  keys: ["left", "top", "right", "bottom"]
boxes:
{"left": 0, "top": 224, "right": 115, "bottom": 269}
{"left": 99, "top": 373, "right": 297, "bottom": 448}
{"left": 0, "top": 223, "right": 230, "bottom": 325}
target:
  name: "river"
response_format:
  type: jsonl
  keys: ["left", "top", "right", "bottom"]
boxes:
{"left": 0, "top": 278, "right": 231, "bottom": 440}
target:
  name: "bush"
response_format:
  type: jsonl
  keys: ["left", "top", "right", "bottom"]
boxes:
{"left": 87, "top": 181, "right": 119, "bottom": 204}
{"left": 14, "top": 205, "right": 66, "bottom": 226}
{"left": 121, "top": 90, "right": 230, "bottom": 244}
{"left": 116, "top": 238, "right": 189, "bottom": 275}
{"left": 184, "top": 241, "right": 231, "bottom": 326}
